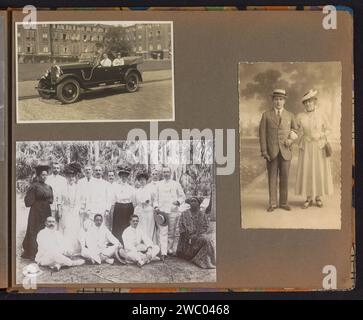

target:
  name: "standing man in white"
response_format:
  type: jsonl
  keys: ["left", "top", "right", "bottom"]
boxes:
{"left": 79, "top": 165, "right": 109, "bottom": 229}
{"left": 154, "top": 167, "right": 185, "bottom": 261}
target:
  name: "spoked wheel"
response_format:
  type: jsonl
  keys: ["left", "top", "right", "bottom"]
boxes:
{"left": 56, "top": 78, "right": 80, "bottom": 104}
{"left": 125, "top": 72, "right": 140, "bottom": 93}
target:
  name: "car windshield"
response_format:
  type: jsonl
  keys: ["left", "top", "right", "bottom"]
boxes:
{"left": 78, "top": 53, "right": 94, "bottom": 63}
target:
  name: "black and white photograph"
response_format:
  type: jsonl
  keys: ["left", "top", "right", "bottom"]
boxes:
{"left": 15, "top": 21, "right": 174, "bottom": 123}
{"left": 239, "top": 62, "right": 341, "bottom": 229}
{"left": 16, "top": 140, "right": 216, "bottom": 285}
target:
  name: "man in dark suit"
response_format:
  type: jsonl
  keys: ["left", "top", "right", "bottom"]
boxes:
{"left": 259, "top": 89, "right": 298, "bottom": 212}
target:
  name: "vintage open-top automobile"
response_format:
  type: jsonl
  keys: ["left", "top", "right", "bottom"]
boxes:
{"left": 36, "top": 54, "right": 143, "bottom": 104}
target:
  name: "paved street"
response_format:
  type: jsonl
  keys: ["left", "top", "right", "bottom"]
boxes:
{"left": 17, "top": 70, "right": 173, "bottom": 122}
{"left": 241, "top": 151, "right": 341, "bottom": 230}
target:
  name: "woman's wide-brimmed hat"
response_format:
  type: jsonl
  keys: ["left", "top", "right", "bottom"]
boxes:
{"left": 64, "top": 162, "right": 82, "bottom": 176}
{"left": 117, "top": 165, "right": 131, "bottom": 176}
{"left": 136, "top": 170, "right": 149, "bottom": 181}
{"left": 271, "top": 89, "right": 287, "bottom": 98}
{"left": 34, "top": 160, "right": 51, "bottom": 175}
{"left": 302, "top": 89, "right": 318, "bottom": 103}
{"left": 154, "top": 210, "right": 168, "bottom": 227}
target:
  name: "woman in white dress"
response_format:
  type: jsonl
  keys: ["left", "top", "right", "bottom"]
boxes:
{"left": 134, "top": 171, "right": 156, "bottom": 241}
{"left": 58, "top": 162, "right": 83, "bottom": 255}
{"left": 295, "top": 89, "right": 334, "bottom": 209}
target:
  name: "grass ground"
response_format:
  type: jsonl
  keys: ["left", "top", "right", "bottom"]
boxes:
{"left": 16, "top": 193, "right": 216, "bottom": 285}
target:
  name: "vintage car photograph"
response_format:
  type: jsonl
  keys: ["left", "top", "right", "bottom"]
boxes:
{"left": 36, "top": 54, "right": 143, "bottom": 104}
{"left": 16, "top": 21, "right": 174, "bottom": 122}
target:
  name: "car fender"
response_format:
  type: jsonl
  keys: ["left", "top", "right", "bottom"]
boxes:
{"left": 56, "top": 74, "right": 83, "bottom": 87}
{"left": 125, "top": 68, "right": 143, "bottom": 82}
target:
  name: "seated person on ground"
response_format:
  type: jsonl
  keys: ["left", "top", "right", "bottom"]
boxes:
{"left": 117, "top": 214, "right": 160, "bottom": 267}
{"left": 79, "top": 214, "right": 121, "bottom": 265}
{"left": 35, "top": 216, "right": 85, "bottom": 271}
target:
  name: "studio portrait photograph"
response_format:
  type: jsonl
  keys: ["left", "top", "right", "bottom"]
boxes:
{"left": 239, "top": 62, "right": 342, "bottom": 229}
{"left": 15, "top": 140, "right": 216, "bottom": 285}
{"left": 15, "top": 21, "right": 174, "bottom": 123}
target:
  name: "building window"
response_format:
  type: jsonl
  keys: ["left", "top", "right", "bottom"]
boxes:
{"left": 157, "top": 44, "right": 161, "bottom": 50}
{"left": 138, "top": 46, "right": 142, "bottom": 51}
{"left": 18, "top": 46, "right": 22, "bottom": 53}
{"left": 64, "top": 47, "right": 67, "bottom": 53}
{"left": 42, "top": 33, "right": 48, "bottom": 40}
{"left": 63, "top": 34, "right": 66, "bottom": 40}
{"left": 157, "top": 30, "right": 161, "bottom": 39}
{"left": 26, "top": 46, "right": 31, "bottom": 53}
{"left": 149, "top": 44, "right": 153, "bottom": 51}
{"left": 149, "top": 31, "right": 153, "bottom": 39}
{"left": 138, "top": 35, "right": 142, "bottom": 39}
{"left": 43, "top": 46, "right": 49, "bottom": 53}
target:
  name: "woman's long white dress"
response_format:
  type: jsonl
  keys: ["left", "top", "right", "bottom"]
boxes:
{"left": 59, "top": 182, "right": 82, "bottom": 255}
{"left": 134, "top": 186, "right": 155, "bottom": 241}
{"left": 295, "top": 110, "right": 334, "bottom": 197}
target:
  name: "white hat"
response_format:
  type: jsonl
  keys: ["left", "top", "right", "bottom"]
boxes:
{"left": 271, "top": 89, "right": 287, "bottom": 98}
{"left": 302, "top": 89, "right": 318, "bottom": 103}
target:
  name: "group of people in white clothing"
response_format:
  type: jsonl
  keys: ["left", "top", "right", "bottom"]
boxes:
{"left": 99, "top": 53, "right": 125, "bottom": 67}
{"left": 28, "top": 161, "right": 211, "bottom": 272}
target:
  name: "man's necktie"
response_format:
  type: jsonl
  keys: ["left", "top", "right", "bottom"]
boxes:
{"left": 277, "top": 110, "right": 281, "bottom": 125}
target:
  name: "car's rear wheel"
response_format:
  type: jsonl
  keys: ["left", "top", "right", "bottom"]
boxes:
{"left": 37, "top": 79, "right": 52, "bottom": 99}
{"left": 125, "top": 72, "right": 140, "bottom": 93}
{"left": 56, "top": 78, "right": 80, "bottom": 104}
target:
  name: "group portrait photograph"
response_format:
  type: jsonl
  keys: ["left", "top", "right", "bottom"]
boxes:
{"left": 16, "top": 140, "right": 216, "bottom": 285}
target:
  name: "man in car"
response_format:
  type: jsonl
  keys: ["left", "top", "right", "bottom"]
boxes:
{"left": 112, "top": 53, "right": 125, "bottom": 66}
{"left": 100, "top": 53, "right": 112, "bottom": 67}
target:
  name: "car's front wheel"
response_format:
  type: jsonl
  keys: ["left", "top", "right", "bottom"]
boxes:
{"left": 56, "top": 78, "right": 80, "bottom": 104}
{"left": 125, "top": 72, "right": 140, "bottom": 93}
{"left": 37, "top": 79, "right": 52, "bottom": 99}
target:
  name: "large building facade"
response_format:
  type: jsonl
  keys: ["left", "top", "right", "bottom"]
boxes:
{"left": 17, "top": 23, "right": 172, "bottom": 63}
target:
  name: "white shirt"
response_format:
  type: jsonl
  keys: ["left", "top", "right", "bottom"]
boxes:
{"left": 155, "top": 179, "right": 186, "bottom": 212}
{"left": 78, "top": 177, "right": 109, "bottom": 214}
{"left": 82, "top": 224, "right": 120, "bottom": 252}
{"left": 274, "top": 108, "right": 284, "bottom": 116}
{"left": 46, "top": 174, "right": 67, "bottom": 209}
{"left": 112, "top": 58, "right": 124, "bottom": 66}
{"left": 107, "top": 181, "right": 119, "bottom": 205}
{"left": 114, "top": 182, "right": 135, "bottom": 204}
{"left": 100, "top": 58, "right": 112, "bottom": 67}
{"left": 122, "top": 226, "right": 153, "bottom": 252}
{"left": 35, "top": 227, "right": 66, "bottom": 262}
{"left": 145, "top": 180, "right": 159, "bottom": 200}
